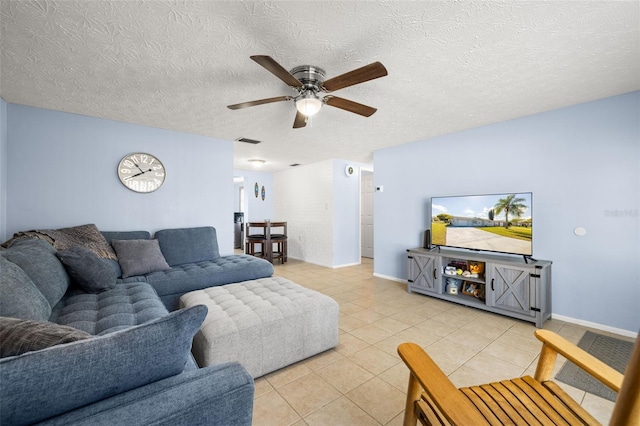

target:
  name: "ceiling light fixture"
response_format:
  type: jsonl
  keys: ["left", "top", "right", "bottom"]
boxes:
{"left": 294, "top": 90, "right": 323, "bottom": 117}
{"left": 248, "top": 159, "right": 266, "bottom": 168}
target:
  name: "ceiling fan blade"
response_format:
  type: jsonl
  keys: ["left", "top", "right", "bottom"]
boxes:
{"left": 293, "top": 111, "right": 307, "bottom": 128}
{"left": 324, "top": 96, "right": 377, "bottom": 117}
{"left": 227, "top": 96, "right": 291, "bottom": 110}
{"left": 251, "top": 55, "right": 303, "bottom": 88}
{"left": 322, "top": 62, "right": 388, "bottom": 92}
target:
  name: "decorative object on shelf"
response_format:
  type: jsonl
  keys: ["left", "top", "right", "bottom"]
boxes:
{"left": 444, "top": 266, "right": 457, "bottom": 276}
{"left": 117, "top": 153, "right": 165, "bottom": 193}
{"left": 468, "top": 261, "right": 485, "bottom": 275}
{"left": 254, "top": 182, "right": 259, "bottom": 198}
{"left": 345, "top": 164, "right": 356, "bottom": 177}
{"left": 461, "top": 281, "right": 478, "bottom": 296}
{"left": 446, "top": 278, "right": 461, "bottom": 295}
{"left": 261, "top": 186, "right": 265, "bottom": 201}
{"left": 461, "top": 281, "right": 486, "bottom": 301}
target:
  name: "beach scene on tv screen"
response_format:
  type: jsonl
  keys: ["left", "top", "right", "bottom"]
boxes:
{"left": 431, "top": 193, "right": 532, "bottom": 255}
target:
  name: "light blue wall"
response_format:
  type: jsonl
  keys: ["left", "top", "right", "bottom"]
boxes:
{"left": 333, "top": 160, "right": 369, "bottom": 267}
{"left": 0, "top": 98, "right": 7, "bottom": 241}
{"left": 234, "top": 169, "right": 274, "bottom": 223}
{"left": 5, "top": 104, "right": 235, "bottom": 254}
{"left": 374, "top": 92, "right": 640, "bottom": 333}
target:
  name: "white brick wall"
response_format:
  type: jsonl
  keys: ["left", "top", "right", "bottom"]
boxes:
{"left": 273, "top": 160, "right": 334, "bottom": 267}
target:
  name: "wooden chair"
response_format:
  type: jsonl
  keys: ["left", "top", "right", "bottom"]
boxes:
{"left": 398, "top": 329, "right": 639, "bottom": 426}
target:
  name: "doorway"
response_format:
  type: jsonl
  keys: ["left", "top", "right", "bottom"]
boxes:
{"left": 233, "top": 176, "right": 246, "bottom": 254}
{"left": 361, "top": 170, "right": 374, "bottom": 258}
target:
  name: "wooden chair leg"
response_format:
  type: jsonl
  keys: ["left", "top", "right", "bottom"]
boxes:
{"left": 404, "top": 373, "right": 421, "bottom": 426}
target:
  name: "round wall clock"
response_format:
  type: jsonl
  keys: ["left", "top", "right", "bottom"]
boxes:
{"left": 345, "top": 164, "right": 356, "bottom": 177}
{"left": 117, "top": 153, "right": 166, "bottom": 193}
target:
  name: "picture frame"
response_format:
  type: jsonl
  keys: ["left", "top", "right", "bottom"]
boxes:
{"left": 461, "top": 281, "right": 486, "bottom": 301}
{"left": 461, "top": 281, "right": 479, "bottom": 296}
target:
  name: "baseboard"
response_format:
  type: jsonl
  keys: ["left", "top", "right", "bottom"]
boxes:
{"left": 287, "top": 256, "right": 363, "bottom": 269}
{"left": 332, "top": 262, "right": 361, "bottom": 269}
{"left": 372, "top": 272, "right": 406, "bottom": 283}
{"left": 551, "top": 313, "right": 638, "bottom": 338}
{"left": 286, "top": 255, "right": 332, "bottom": 269}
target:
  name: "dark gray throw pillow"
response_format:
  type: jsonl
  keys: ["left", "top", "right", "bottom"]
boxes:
{"left": 0, "top": 256, "right": 51, "bottom": 321}
{"left": 0, "top": 317, "right": 91, "bottom": 358}
{"left": 112, "top": 239, "right": 171, "bottom": 278}
{"left": 56, "top": 246, "right": 117, "bottom": 293}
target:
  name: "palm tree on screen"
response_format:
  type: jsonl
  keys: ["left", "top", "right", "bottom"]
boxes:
{"left": 494, "top": 194, "right": 527, "bottom": 229}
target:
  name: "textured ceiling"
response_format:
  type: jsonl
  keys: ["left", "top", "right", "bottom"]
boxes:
{"left": 1, "top": 1, "right": 638, "bottom": 172}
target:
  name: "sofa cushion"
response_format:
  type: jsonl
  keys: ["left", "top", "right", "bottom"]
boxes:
{"left": 56, "top": 246, "right": 117, "bottom": 293}
{"left": 145, "top": 255, "right": 275, "bottom": 310}
{"left": 0, "top": 317, "right": 91, "bottom": 358}
{"left": 50, "top": 282, "right": 169, "bottom": 335}
{"left": 0, "top": 238, "right": 70, "bottom": 308}
{"left": 155, "top": 226, "right": 220, "bottom": 266}
{"left": 112, "top": 239, "right": 171, "bottom": 279}
{"left": 0, "top": 256, "right": 51, "bottom": 321}
{"left": 0, "top": 305, "right": 208, "bottom": 426}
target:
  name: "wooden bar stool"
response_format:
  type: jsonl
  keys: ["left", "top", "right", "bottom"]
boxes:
{"left": 245, "top": 223, "right": 267, "bottom": 259}
{"left": 245, "top": 221, "right": 287, "bottom": 264}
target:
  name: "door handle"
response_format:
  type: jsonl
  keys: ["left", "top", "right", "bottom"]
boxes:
{"left": 491, "top": 278, "right": 495, "bottom": 291}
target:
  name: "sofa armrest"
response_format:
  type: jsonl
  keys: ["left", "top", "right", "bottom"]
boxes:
{"left": 35, "top": 362, "right": 254, "bottom": 426}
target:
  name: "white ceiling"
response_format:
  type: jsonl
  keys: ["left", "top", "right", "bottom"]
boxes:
{"left": 1, "top": 1, "right": 638, "bottom": 172}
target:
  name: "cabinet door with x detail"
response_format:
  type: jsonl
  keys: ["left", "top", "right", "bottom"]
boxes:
{"left": 407, "top": 253, "right": 440, "bottom": 294}
{"left": 487, "top": 264, "right": 536, "bottom": 317}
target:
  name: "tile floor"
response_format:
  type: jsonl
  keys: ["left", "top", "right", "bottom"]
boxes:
{"left": 250, "top": 257, "right": 624, "bottom": 425}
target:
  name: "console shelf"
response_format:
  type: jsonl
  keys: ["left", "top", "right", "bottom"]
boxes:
{"left": 407, "top": 247, "right": 552, "bottom": 328}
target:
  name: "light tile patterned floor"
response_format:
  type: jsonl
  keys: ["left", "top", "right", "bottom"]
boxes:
{"left": 251, "top": 258, "right": 620, "bottom": 425}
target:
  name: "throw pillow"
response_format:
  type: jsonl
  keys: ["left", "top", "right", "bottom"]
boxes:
{"left": 56, "top": 245, "right": 117, "bottom": 293}
{"left": 112, "top": 239, "right": 171, "bottom": 278}
{"left": 0, "top": 317, "right": 91, "bottom": 358}
{"left": 0, "top": 304, "right": 208, "bottom": 426}
{"left": 155, "top": 227, "right": 220, "bottom": 266}
{"left": 1, "top": 238, "right": 70, "bottom": 308}
{"left": 0, "top": 256, "right": 51, "bottom": 321}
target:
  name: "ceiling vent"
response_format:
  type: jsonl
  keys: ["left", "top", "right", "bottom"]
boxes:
{"left": 235, "top": 137, "right": 261, "bottom": 144}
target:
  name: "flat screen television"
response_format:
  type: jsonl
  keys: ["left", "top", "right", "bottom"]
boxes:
{"left": 430, "top": 192, "right": 533, "bottom": 256}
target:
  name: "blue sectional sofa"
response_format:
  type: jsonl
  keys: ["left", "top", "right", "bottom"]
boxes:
{"left": 0, "top": 225, "right": 274, "bottom": 425}
{"left": 102, "top": 226, "right": 275, "bottom": 310}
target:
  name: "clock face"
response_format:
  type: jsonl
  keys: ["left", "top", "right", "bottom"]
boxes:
{"left": 117, "top": 153, "right": 166, "bottom": 193}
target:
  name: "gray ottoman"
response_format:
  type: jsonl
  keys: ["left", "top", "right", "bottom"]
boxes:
{"left": 179, "top": 277, "right": 339, "bottom": 378}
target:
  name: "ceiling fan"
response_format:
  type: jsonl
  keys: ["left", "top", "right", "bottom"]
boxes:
{"left": 227, "top": 55, "right": 388, "bottom": 128}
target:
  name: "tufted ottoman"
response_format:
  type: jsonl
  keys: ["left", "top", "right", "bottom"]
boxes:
{"left": 179, "top": 277, "right": 339, "bottom": 378}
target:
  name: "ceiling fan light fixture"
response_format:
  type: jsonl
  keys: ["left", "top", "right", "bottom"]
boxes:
{"left": 249, "top": 159, "right": 266, "bottom": 168}
{"left": 295, "top": 91, "right": 323, "bottom": 117}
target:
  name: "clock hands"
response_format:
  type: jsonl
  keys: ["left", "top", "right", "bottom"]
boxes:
{"left": 123, "top": 168, "right": 152, "bottom": 180}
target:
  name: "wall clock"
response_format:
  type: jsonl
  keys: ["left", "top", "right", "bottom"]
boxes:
{"left": 117, "top": 153, "right": 166, "bottom": 193}
{"left": 345, "top": 164, "right": 356, "bottom": 177}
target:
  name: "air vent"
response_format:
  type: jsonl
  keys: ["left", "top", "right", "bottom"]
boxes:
{"left": 235, "top": 137, "right": 261, "bottom": 144}
{"left": 289, "top": 163, "right": 301, "bottom": 167}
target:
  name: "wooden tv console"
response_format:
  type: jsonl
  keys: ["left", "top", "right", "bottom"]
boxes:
{"left": 407, "top": 247, "right": 552, "bottom": 328}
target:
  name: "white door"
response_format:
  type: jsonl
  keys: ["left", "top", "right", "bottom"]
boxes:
{"left": 361, "top": 172, "right": 374, "bottom": 258}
